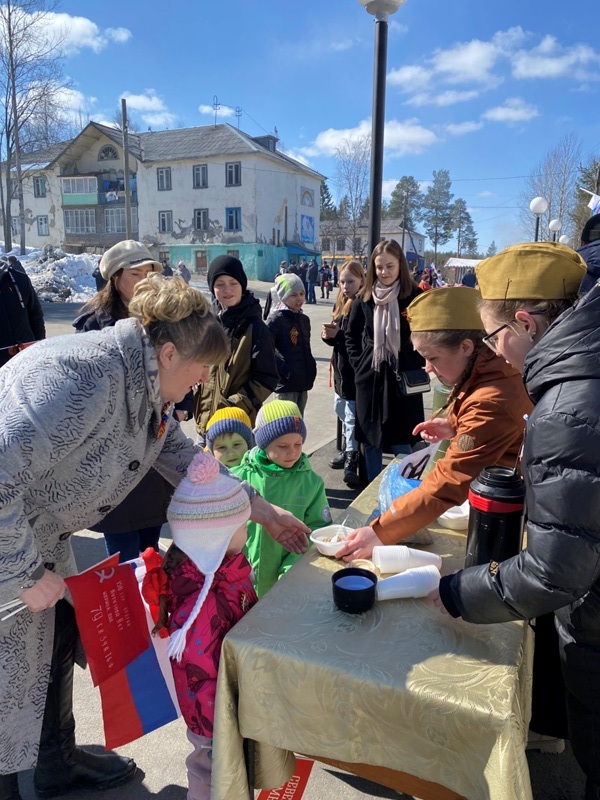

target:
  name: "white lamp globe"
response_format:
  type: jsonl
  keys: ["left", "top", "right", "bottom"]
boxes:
{"left": 558, "top": 235, "right": 571, "bottom": 246}
{"left": 530, "top": 196, "right": 549, "bottom": 216}
{"left": 358, "top": 0, "right": 406, "bottom": 15}
{"left": 549, "top": 219, "right": 562, "bottom": 233}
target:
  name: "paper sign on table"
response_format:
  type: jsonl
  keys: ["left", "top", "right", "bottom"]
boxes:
{"left": 256, "top": 758, "right": 314, "bottom": 800}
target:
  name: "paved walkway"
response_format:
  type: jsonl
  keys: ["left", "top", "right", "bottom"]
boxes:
{"left": 14, "top": 282, "right": 586, "bottom": 800}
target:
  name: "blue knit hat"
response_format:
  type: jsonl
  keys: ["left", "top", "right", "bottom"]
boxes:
{"left": 205, "top": 407, "right": 254, "bottom": 452}
{"left": 254, "top": 400, "right": 307, "bottom": 450}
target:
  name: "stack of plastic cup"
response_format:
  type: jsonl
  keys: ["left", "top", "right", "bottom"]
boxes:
{"left": 372, "top": 545, "right": 442, "bottom": 575}
{"left": 376, "top": 564, "right": 441, "bottom": 601}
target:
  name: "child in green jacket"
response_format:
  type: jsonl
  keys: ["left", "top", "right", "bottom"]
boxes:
{"left": 232, "top": 400, "right": 331, "bottom": 597}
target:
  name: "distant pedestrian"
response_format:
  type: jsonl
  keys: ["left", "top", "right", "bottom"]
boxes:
{"left": 332, "top": 263, "right": 338, "bottom": 287}
{"left": 461, "top": 268, "right": 477, "bottom": 288}
{"left": 306, "top": 259, "right": 318, "bottom": 304}
{"left": 161, "top": 259, "right": 173, "bottom": 277}
{"left": 177, "top": 261, "right": 191, "bottom": 284}
{"left": 320, "top": 263, "right": 332, "bottom": 299}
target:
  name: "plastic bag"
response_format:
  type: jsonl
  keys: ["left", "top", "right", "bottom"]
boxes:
{"left": 377, "top": 464, "right": 434, "bottom": 545}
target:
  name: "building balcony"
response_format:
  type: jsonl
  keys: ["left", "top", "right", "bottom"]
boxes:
{"left": 61, "top": 190, "right": 138, "bottom": 207}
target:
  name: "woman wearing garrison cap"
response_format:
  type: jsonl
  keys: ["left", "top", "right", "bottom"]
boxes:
{"left": 430, "top": 242, "right": 600, "bottom": 799}
{"left": 193, "top": 255, "right": 279, "bottom": 440}
{"left": 338, "top": 286, "right": 531, "bottom": 556}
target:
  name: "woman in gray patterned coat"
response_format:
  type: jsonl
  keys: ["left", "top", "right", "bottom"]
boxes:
{"left": 0, "top": 274, "right": 308, "bottom": 800}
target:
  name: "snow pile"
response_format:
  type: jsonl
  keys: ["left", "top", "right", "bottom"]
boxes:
{"left": 2, "top": 246, "right": 99, "bottom": 303}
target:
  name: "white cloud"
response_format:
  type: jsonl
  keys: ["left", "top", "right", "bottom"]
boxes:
{"left": 330, "top": 39, "right": 355, "bottom": 52}
{"left": 431, "top": 38, "right": 503, "bottom": 85}
{"left": 121, "top": 91, "right": 177, "bottom": 127}
{"left": 512, "top": 37, "right": 600, "bottom": 80}
{"left": 478, "top": 190, "right": 494, "bottom": 197}
{"left": 389, "top": 20, "right": 408, "bottom": 36}
{"left": 408, "top": 89, "right": 480, "bottom": 107}
{"left": 445, "top": 120, "right": 483, "bottom": 135}
{"left": 482, "top": 97, "right": 538, "bottom": 123}
{"left": 198, "top": 104, "right": 235, "bottom": 118}
{"left": 382, "top": 179, "right": 399, "bottom": 199}
{"left": 300, "top": 117, "right": 437, "bottom": 158}
{"left": 41, "top": 12, "right": 132, "bottom": 54}
{"left": 279, "top": 147, "right": 311, "bottom": 167}
{"left": 387, "top": 64, "right": 431, "bottom": 92}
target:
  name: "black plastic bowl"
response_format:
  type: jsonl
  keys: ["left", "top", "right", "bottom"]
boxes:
{"left": 332, "top": 567, "right": 378, "bottom": 614}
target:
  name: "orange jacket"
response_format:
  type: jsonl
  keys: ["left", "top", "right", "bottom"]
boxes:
{"left": 371, "top": 348, "right": 533, "bottom": 543}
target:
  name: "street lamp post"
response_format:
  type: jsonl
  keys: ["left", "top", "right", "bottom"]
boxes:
{"left": 529, "top": 196, "right": 548, "bottom": 242}
{"left": 358, "top": 0, "right": 407, "bottom": 259}
{"left": 548, "top": 218, "right": 562, "bottom": 243}
{"left": 558, "top": 234, "right": 571, "bottom": 246}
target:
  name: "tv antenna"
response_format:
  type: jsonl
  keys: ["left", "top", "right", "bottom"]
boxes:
{"left": 235, "top": 106, "right": 242, "bottom": 129}
{"left": 213, "top": 95, "right": 220, "bottom": 126}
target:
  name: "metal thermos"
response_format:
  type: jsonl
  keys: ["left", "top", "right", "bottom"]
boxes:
{"left": 464, "top": 466, "right": 526, "bottom": 568}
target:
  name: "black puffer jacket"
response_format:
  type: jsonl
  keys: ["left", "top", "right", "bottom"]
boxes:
{"left": 440, "top": 283, "right": 600, "bottom": 642}
{"left": 578, "top": 240, "right": 600, "bottom": 295}
{"left": 322, "top": 314, "right": 355, "bottom": 400}
{"left": 0, "top": 264, "right": 45, "bottom": 367}
{"left": 267, "top": 307, "right": 316, "bottom": 393}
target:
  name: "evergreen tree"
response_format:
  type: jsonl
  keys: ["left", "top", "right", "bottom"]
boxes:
{"left": 320, "top": 180, "right": 337, "bottom": 221}
{"left": 422, "top": 169, "right": 454, "bottom": 261}
{"left": 486, "top": 241, "right": 498, "bottom": 257}
{"left": 337, "top": 195, "right": 351, "bottom": 220}
{"left": 452, "top": 198, "right": 478, "bottom": 257}
{"left": 388, "top": 176, "right": 423, "bottom": 231}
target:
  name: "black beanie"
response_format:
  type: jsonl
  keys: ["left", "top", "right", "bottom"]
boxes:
{"left": 581, "top": 215, "right": 600, "bottom": 244}
{"left": 207, "top": 255, "right": 248, "bottom": 293}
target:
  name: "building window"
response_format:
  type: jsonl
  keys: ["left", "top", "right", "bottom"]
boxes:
{"left": 321, "top": 237, "right": 330, "bottom": 252}
{"left": 11, "top": 216, "right": 20, "bottom": 236}
{"left": 225, "top": 207, "right": 241, "bottom": 232}
{"left": 194, "top": 208, "right": 209, "bottom": 231}
{"left": 62, "top": 176, "right": 97, "bottom": 194}
{"left": 336, "top": 237, "right": 345, "bottom": 251}
{"left": 159, "top": 249, "right": 169, "bottom": 263}
{"left": 158, "top": 210, "right": 173, "bottom": 233}
{"left": 353, "top": 237, "right": 361, "bottom": 253}
{"left": 64, "top": 209, "right": 96, "bottom": 234}
{"left": 37, "top": 215, "right": 49, "bottom": 236}
{"left": 225, "top": 161, "right": 241, "bottom": 187}
{"left": 157, "top": 167, "right": 172, "bottom": 191}
{"left": 33, "top": 177, "right": 46, "bottom": 198}
{"left": 98, "top": 145, "right": 118, "bottom": 161}
{"left": 104, "top": 207, "right": 139, "bottom": 234}
{"left": 192, "top": 164, "right": 208, "bottom": 189}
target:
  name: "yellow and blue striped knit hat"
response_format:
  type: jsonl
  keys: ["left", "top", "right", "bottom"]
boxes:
{"left": 254, "top": 400, "right": 306, "bottom": 450}
{"left": 205, "top": 407, "right": 253, "bottom": 452}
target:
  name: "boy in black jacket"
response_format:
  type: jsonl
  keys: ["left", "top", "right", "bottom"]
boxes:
{"left": 266, "top": 273, "right": 316, "bottom": 416}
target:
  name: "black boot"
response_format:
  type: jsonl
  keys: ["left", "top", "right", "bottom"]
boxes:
{"left": 343, "top": 451, "right": 360, "bottom": 488}
{"left": 329, "top": 451, "right": 346, "bottom": 469}
{"left": 33, "top": 601, "right": 137, "bottom": 799}
{"left": 0, "top": 774, "right": 22, "bottom": 800}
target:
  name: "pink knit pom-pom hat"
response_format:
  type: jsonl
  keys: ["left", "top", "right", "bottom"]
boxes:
{"left": 166, "top": 451, "right": 250, "bottom": 661}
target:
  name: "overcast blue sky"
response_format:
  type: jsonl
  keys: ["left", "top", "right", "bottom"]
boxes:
{"left": 52, "top": 0, "right": 600, "bottom": 251}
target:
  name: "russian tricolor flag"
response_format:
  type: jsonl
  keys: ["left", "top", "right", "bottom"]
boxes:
{"left": 67, "top": 552, "right": 181, "bottom": 750}
{"left": 98, "top": 555, "right": 181, "bottom": 749}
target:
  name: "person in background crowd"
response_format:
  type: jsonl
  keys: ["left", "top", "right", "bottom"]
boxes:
{"left": 418, "top": 266, "right": 435, "bottom": 292}
{"left": 74, "top": 241, "right": 192, "bottom": 562}
{"left": 6, "top": 255, "right": 26, "bottom": 274}
{"left": 161, "top": 258, "right": 173, "bottom": 277}
{"left": 332, "top": 263, "right": 339, "bottom": 287}
{"left": 298, "top": 259, "right": 308, "bottom": 295}
{"left": 193, "top": 255, "right": 279, "bottom": 440}
{"left": 267, "top": 273, "right": 316, "bottom": 416}
{"left": 460, "top": 268, "right": 477, "bottom": 288}
{"left": 233, "top": 400, "right": 330, "bottom": 597}
{"left": 339, "top": 286, "right": 531, "bottom": 554}
{"left": 306, "top": 258, "right": 319, "bottom": 305}
{"left": 286, "top": 260, "right": 299, "bottom": 276}
{"left": 429, "top": 243, "right": 600, "bottom": 792}
{"left": 320, "top": 262, "right": 332, "bottom": 299}
{"left": 577, "top": 214, "right": 600, "bottom": 295}
{"left": 0, "top": 256, "right": 45, "bottom": 368}
{"left": 145, "top": 451, "right": 258, "bottom": 800}
{"left": 275, "top": 260, "right": 287, "bottom": 281}
{"left": 346, "top": 239, "right": 425, "bottom": 481}
{"left": 0, "top": 272, "right": 308, "bottom": 800}
{"left": 176, "top": 261, "right": 191, "bottom": 284}
{"left": 322, "top": 260, "right": 364, "bottom": 487}
{"left": 204, "top": 407, "right": 253, "bottom": 469}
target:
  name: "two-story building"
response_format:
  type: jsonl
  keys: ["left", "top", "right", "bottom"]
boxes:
{"left": 9, "top": 122, "right": 324, "bottom": 280}
{"left": 319, "top": 217, "right": 426, "bottom": 272}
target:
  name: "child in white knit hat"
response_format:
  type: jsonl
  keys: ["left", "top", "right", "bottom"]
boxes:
{"left": 232, "top": 399, "right": 331, "bottom": 598}
{"left": 146, "top": 451, "right": 257, "bottom": 800}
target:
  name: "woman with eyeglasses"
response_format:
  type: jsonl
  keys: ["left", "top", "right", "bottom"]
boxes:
{"left": 431, "top": 242, "right": 600, "bottom": 799}
{"left": 337, "top": 286, "right": 531, "bottom": 558}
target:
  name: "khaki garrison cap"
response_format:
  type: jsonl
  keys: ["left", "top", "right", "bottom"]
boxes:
{"left": 475, "top": 242, "right": 586, "bottom": 301}
{"left": 406, "top": 287, "right": 484, "bottom": 332}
